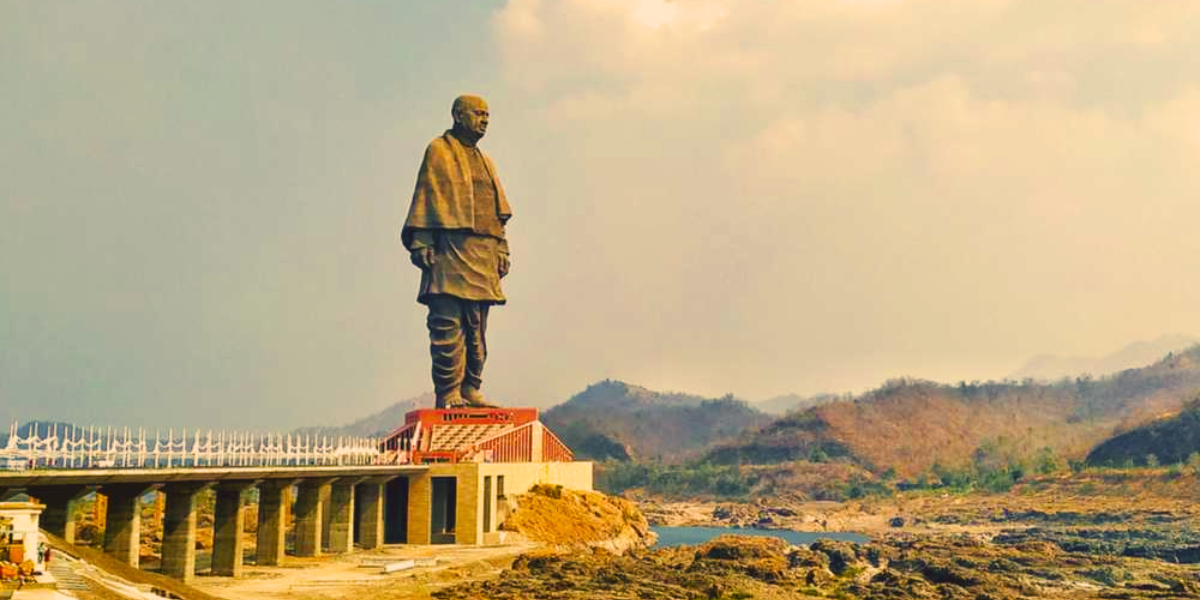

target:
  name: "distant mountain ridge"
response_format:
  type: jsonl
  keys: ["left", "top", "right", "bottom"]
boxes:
{"left": 292, "top": 392, "right": 432, "bottom": 439}
{"left": 542, "top": 380, "right": 773, "bottom": 462}
{"left": 1009, "top": 334, "right": 1200, "bottom": 381}
{"left": 708, "top": 345, "right": 1200, "bottom": 477}
{"left": 755, "top": 392, "right": 844, "bottom": 415}
{"left": 0, "top": 420, "right": 76, "bottom": 447}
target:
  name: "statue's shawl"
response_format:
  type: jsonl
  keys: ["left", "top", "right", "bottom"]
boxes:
{"left": 402, "top": 130, "right": 512, "bottom": 249}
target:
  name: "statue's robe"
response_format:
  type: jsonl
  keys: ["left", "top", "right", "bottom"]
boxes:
{"left": 402, "top": 131, "right": 512, "bottom": 305}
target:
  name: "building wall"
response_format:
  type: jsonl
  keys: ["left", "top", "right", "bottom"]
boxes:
{"left": 406, "top": 461, "right": 592, "bottom": 547}
{"left": 405, "top": 472, "right": 431, "bottom": 545}
{"left": 477, "top": 461, "right": 593, "bottom": 496}
{"left": 474, "top": 461, "right": 593, "bottom": 546}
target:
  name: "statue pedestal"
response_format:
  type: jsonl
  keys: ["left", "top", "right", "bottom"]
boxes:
{"left": 403, "top": 407, "right": 539, "bottom": 429}
{"left": 384, "top": 408, "right": 549, "bottom": 464}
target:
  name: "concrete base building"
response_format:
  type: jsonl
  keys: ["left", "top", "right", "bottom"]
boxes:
{"left": 382, "top": 407, "right": 591, "bottom": 546}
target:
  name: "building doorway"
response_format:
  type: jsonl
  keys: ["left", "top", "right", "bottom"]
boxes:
{"left": 383, "top": 477, "right": 409, "bottom": 544}
{"left": 483, "top": 476, "right": 492, "bottom": 533}
{"left": 430, "top": 477, "right": 457, "bottom": 544}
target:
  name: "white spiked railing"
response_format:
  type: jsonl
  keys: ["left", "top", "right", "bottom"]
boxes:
{"left": 1, "top": 421, "right": 400, "bottom": 470}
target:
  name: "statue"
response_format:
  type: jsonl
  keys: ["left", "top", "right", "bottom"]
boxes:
{"left": 402, "top": 95, "right": 512, "bottom": 409}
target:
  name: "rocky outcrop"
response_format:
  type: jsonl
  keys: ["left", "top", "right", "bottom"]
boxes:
{"left": 499, "top": 484, "right": 656, "bottom": 554}
{"left": 437, "top": 531, "right": 1200, "bottom": 600}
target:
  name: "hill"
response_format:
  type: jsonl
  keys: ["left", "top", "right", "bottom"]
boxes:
{"left": 755, "top": 392, "right": 843, "bottom": 415}
{"left": 0, "top": 420, "right": 77, "bottom": 447}
{"left": 707, "top": 345, "right": 1200, "bottom": 477}
{"left": 542, "top": 380, "right": 773, "bottom": 462}
{"left": 1008, "top": 334, "right": 1200, "bottom": 381}
{"left": 293, "top": 392, "right": 432, "bottom": 438}
{"left": 1086, "top": 396, "right": 1200, "bottom": 467}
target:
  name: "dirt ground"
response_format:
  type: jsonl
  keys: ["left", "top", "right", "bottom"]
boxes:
{"left": 190, "top": 542, "right": 542, "bottom": 600}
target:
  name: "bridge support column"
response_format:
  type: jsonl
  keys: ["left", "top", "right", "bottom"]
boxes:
{"left": 255, "top": 480, "right": 294, "bottom": 566}
{"left": 211, "top": 483, "right": 254, "bottom": 577}
{"left": 355, "top": 478, "right": 390, "bottom": 550}
{"left": 320, "top": 484, "right": 332, "bottom": 551}
{"left": 29, "top": 486, "right": 93, "bottom": 545}
{"left": 161, "top": 483, "right": 211, "bottom": 583}
{"left": 103, "top": 484, "right": 156, "bottom": 567}
{"left": 327, "top": 478, "right": 361, "bottom": 554}
{"left": 294, "top": 479, "right": 333, "bottom": 557}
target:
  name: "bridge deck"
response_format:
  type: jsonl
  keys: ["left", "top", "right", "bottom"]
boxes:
{"left": 0, "top": 465, "right": 427, "bottom": 488}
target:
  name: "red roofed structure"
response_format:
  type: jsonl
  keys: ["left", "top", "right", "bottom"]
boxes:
{"left": 381, "top": 408, "right": 574, "bottom": 465}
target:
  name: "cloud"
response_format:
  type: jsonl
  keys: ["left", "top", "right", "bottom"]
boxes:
{"left": 488, "top": 0, "right": 1200, "bottom": 397}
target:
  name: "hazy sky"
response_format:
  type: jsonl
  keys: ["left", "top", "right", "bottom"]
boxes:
{"left": 3, "top": 0, "right": 1199, "bottom": 430}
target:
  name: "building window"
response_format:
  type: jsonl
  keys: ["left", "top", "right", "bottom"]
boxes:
{"left": 483, "top": 476, "right": 493, "bottom": 533}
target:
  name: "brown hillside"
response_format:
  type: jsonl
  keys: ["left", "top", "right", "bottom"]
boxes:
{"left": 543, "top": 380, "right": 773, "bottom": 462}
{"left": 708, "top": 346, "right": 1200, "bottom": 477}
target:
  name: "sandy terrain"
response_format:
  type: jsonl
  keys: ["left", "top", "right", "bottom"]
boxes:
{"left": 190, "top": 542, "right": 540, "bottom": 600}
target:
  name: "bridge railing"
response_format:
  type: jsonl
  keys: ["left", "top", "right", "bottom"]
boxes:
{"left": 2, "top": 422, "right": 399, "bottom": 470}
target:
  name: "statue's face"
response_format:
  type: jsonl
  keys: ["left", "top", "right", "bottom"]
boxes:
{"left": 455, "top": 99, "right": 490, "bottom": 139}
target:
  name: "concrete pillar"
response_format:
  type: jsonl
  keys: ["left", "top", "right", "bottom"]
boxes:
{"left": 211, "top": 483, "right": 254, "bottom": 577}
{"left": 531, "top": 422, "right": 545, "bottom": 462}
{"left": 327, "top": 479, "right": 361, "bottom": 554}
{"left": 160, "top": 483, "right": 211, "bottom": 583}
{"left": 102, "top": 484, "right": 156, "bottom": 567}
{"left": 320, "top": 484, "right": 332, "bottom": 551}
{"left": 294, "top": 479, "right": 333, "bottom": 557}
{"left": 456, "top": 469, "right": 480, "bottom": 546}
{"left": 406, "top": 473, "right": 431, "bottom": 545}
{"left": 355, "top": 479, "right": 388, "bottom": 549}
{"left": 28, "top": 486, "right": 92, "bottom": 545}
{"left": 255, "top": 481, "right": 293, "bottom": 566}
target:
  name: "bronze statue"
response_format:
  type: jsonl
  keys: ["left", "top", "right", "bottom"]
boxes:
{"left": 402, "top": 95, "right": 512, "bottom": 409}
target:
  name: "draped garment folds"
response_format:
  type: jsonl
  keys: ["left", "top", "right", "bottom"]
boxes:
{"left": 402, "top": 131, "right": 512, "bottom": 304}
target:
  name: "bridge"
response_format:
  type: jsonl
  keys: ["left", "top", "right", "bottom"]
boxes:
{"left": 0, "top": 409, "right": 591, "bottom": 584}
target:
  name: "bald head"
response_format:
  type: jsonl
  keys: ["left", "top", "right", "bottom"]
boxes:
{"left": 451, "top": 94, "right": 490, "bottom": 144}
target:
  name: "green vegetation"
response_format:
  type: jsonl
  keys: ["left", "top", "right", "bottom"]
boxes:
{"left": 529, "top": 483, "right": 565, "bottom": 499}
{"left": 597, "top": 460, "right": 755, "bottom": 499}
{"left": 597, "top": 438, "right": 1087, "bottom": 501}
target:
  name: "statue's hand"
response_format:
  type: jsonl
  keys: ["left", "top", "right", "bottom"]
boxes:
{"left": 498, "top": 253, "right": 510, "bottom": 278}
{"left": 410, "top": 247, "right": 435, "bottom": 270}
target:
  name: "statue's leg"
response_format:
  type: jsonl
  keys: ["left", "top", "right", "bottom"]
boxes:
{"left": 461, "top": 302, "right": 496, "bottom": 407}
{"left": 427, "top": 296, "right": 466, "bottom": 408}
{"left": 462, "top": 302, "right": 488, "bottom": 391}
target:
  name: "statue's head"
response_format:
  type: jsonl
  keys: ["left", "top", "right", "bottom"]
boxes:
{"left": 452, "top": 95, "right": 489, "bottom": 141}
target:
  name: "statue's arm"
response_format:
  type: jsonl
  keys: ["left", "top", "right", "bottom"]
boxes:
{"left": 409, "top": 230, "right": 437, "bottom": 270}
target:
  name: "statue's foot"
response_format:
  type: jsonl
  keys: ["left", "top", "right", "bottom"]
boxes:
{"left": 436, "top": 390, "right": 466, "bottom": 409}
{"left": 461, "top": 385, "right": 499, "bottom": 408}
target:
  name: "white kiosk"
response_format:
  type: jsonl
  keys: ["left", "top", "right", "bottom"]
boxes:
{"left": 0, "top": 501, "right": 45, "bottom": 573}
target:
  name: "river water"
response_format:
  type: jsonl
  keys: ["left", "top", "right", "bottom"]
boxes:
{"left": 651, "top": 526, "right": 869, "bottom": 548}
